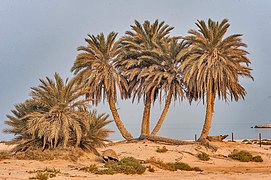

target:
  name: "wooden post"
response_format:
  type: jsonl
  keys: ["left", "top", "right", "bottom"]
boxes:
{"left": 231, "top": 132, "right": 234, "bottom": 142}
{"left": 259, "top": 133, "right": 262, "bottom": 147}
{"left": 195, "top": 134, "right": 197, "bottom": 141}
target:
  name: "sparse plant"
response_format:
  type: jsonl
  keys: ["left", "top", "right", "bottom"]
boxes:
{"left": 80, "top": 164, "right": 98, "bottom": 173}
{"left": 28, "top": 167, "right": 60, "bottom": 179}
{"left": 146, "top": 165, "right": 155, "bottom": 172}
{"left": 145, "top": 157, "right": 174, "bottom": 171}
{"left": 198, "top": 152, "right": 210, "bottom": 161}
{"left": 80, "top": 157, "right": 146, "bottom": 175}
{"left": 252, "top": 155, "right": 263, "bottom": 162}
{"left": 29, "top": 172, "right": 49, "bottom": 180}
{"left": 0, "top": 151, "right": 11, "bottom": 160}
{"left": 156, "top": 146, "right": 168, "bottom": 153}
{"left": 101, "top": 157, "right": 146, "bottom": 175}
{"left": 228, "top": 150, "right": 253, "bottom": 162}
{"left": 145, "top": 156, "right": 202, "bottom": 172}
{"left": 228, "top": 150, "right": 263, "bottom": 162}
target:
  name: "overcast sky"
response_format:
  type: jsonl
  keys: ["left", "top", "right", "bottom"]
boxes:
{"left": 1, "top": 0, "right": 271, "bottom": 140}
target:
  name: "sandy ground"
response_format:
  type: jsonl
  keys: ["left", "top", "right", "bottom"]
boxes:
{"left": 0, "top": 140, "right": 271, "bottom": 180}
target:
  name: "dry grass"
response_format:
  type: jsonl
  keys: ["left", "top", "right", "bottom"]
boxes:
{"left": 198, "top": 152, "right": 210, "bottom": 161}
{"left": 0, "top": 151, "right": 12, "bottom": 161}
{"left": 28, "top": 167, "right": 60, "bottom": 180}
{"left": 15, "top": 148, "right": 84, "bottom": 161}
{"left": 156, "top": 146, "right": 168, "bottom": 153}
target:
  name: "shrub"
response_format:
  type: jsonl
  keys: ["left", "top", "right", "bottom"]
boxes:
{"left": 80, "top": 164, "right": 98, "bottom": 173}
{"left": 29, "top": 172, "right": 49, "bottom": 180}
{"left": 80, "top": 157, "right": 146, "bottom": 175}
{"left": 156, "top": 146, "right": 168, "bottom": 153}
{"left": 198, "top": 152, "right": 210, "bottom": 161}
{"left": 145, "top": 157, "right": 202, "bottom": 172}
{"left": 228, "top": 150, "right": 263, "bottom": 162}
{"left": 28, "top": 167, "right": 60, "bottom": 179}
{"left": 228, "top": 150, "right": 253, "bottom": 162}
{"left": 252, "top": 155, "right": 263, "bottom": 162}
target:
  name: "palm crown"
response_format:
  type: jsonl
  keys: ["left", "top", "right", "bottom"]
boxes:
{"left": 137, "top": 38, "right": 186, "bottom": 103}
{"left": 71, "top": 32, "right": 129, "bottom": 104}
{"left": 21, "top": 73, "right": 89, "bottom": 148}
{"left": 181, "top": 19, "right": 253, "bottom": 102}
{"left": 120, "top": 20, "right": 174, "bottom": 102}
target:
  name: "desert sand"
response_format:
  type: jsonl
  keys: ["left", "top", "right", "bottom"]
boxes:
{"left": 0, "top": 140, "right": 271, "bottom": 180}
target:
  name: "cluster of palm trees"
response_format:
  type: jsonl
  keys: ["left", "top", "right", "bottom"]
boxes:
{"left": 5, "top": 18, "right": 253, "bottom": 151}
{"left": 72, "top": 18, "right": 253, "bottom": 143}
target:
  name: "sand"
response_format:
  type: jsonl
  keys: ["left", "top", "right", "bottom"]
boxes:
{"left": 0, "top": 140, "right": 271, "bottom": 180}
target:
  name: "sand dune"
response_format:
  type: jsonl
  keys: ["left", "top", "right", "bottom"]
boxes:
{"left": 0, "top": 140, "right": 271, "bottom": 179}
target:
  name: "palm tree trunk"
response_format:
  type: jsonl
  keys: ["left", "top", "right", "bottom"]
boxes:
{"left": 151, "top": 91, "right": 172, "bottom": 135}
{"left": 141, "top": 93, "right": 151, "bottom": 135}
{"left": 199, "top": 89, "right": 215, "bottom": 141}
{"left": 108, "top": 94, "right": 133, "bottom": 141}
{"left": 139, "top": 134, "right": 194, "bottom": 145}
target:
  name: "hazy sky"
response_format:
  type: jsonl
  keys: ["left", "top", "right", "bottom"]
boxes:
{"left": 1, "top": 0, "right": 271, "bottom": 140}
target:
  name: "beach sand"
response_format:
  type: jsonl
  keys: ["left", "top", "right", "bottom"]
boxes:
{"left": 0, "top": 140, "right": 271, "bottom": 179}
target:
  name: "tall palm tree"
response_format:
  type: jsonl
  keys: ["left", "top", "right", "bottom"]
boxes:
{"left": 71, "top": 32, "right": 133, "bottom": 140}
{"left": 149, "top": 38, "right": 186, "bottom": 135}
{"left": 120, "top": 20, "right": 174, "bottom": 135}
{"left": 181, "top": 19, "right": 253, "bottom": 142}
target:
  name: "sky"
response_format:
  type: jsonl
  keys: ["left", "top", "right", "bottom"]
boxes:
{"left": 1, "top": 0, "right": 271, "bottom": 140}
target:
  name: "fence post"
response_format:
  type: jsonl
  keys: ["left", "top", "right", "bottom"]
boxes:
{"left": 231, "top": 132, "right": 234, "bottom": 142}
{"left": 259, "top": 133, "right": 262, "bottom": 147}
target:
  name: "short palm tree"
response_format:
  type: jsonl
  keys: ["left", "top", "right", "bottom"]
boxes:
{"left": 70, "top": 109, "right": 113, "bottom": 155}
{"left": 71, "top": 32, "right": 133, "bottom": 140}
{"left": 5, "top": 73, "right": 113, "bottom": 153}
{"left": 181, "top": 19, "right": 253, "bottom": 142}
{"left": 21, "top": 73, "right": 89, "bottom": 149}
{"left": 120, "top": 20, "right": 174, "bottom": 135}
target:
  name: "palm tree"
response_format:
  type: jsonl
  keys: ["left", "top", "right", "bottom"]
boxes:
{"left": 21, "top": 73, "right": 89, "bottom": 149}
{"left": 5, "top": 73, "right": 113, "bottom": 153}
{"left": 76, "top": 109, "right": 113, "bottom": 154}
{"left": 181, "top": 19, "right": 253, "bottom": 142}
{"left": 149, "top": 38, "right": 186, "bottom": 135}
{"left": 120, "top": 20, "right": 174, "bottom": 135}
{"left": 71, "top": 32, "right": 133, "bottom": 140}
